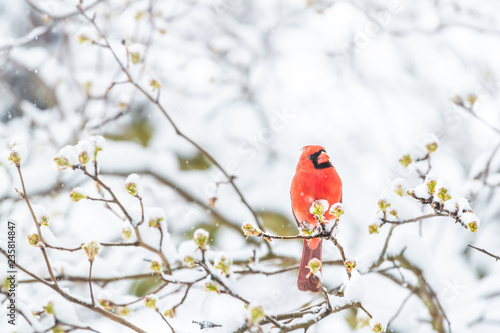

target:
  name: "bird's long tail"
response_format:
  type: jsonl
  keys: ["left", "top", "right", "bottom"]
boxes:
{"left": 297, "top": 238, "right": 322, "bottom": 292}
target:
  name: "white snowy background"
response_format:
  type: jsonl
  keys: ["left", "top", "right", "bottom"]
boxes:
{"left": 1, "top": 0, "right": 500, "bottom": 332}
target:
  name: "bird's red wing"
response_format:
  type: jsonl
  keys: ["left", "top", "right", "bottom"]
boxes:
{"left": 291, "top": 201, "right": 301, "bottom": 228}
{"left": 290, "top": 176, "right": 307, "bottom": 229}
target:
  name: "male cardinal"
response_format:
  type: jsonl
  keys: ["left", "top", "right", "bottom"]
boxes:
{"left": 291, "top": 145, "right": 342, "bottom": 292}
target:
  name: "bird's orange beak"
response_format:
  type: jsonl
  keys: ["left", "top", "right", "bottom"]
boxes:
{"left": 317, "top": 151, "right": 329, "bottom": 164}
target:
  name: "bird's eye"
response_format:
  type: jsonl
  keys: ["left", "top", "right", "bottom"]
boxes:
{"left": 309, "top": 149, "right": 325, "bottom": 161}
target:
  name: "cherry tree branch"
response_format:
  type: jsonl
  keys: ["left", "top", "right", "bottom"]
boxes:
{"left": 196, "top": 253, "right": 282, "bottom": 329}
{"left": 386, "top": 253, "right": 451, "bottom": 333}
{"left": 454, "top": 101, "right": 500, "bottom": 136}
{"left": 74, "top": 165, "right": 172, "bottom": 273}
{"left": 88, "top": 260, "right": 96, "bottom": 307}
{"left": 407, "top": 192, "right": 468, "bottom": 229}
{"left": 14, "top": 164, "right": 60, "bottom": 287}
{"left": 156, "top": 309, "right": 176, "bottom": 333}
{"left": 75, "top": 3, "right": 267, "bottom": 239}
{"left": 0, "top": 248, "right": 147, "bottom": 333}
{"left": 379, "top": 213, "right": 442, "bottom": 226}
{"left": 102, "top": 170, "right": 256, "bottom": 242}
{"left": 330, "top": 236, "right": 351, "bottom": 279}
{"left": 468, "top": 244, "right": 500, "bottom": 261}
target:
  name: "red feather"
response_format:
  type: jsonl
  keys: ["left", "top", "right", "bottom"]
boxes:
{"left": 291, "top": 145, "right": 342, "bottom": 292}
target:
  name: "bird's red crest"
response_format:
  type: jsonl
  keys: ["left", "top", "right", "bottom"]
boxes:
{"left": 301, "top": 145, "right": 326, "bottom": 155}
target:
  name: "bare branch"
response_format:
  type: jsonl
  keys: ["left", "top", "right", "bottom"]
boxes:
{"left": 380, "top": 213, "right": 441, "bottom": 226}
{"left": 75, "top": 4, "right": 268, "bottom": 240}
{"left": 468, "top": 244, "right": 500, "bottom": 261}
{"left": 88, "top": 260, "right": 96, "bottom": 307}
{"left": 0, "top": 248, "right": 147, "bottom": 333}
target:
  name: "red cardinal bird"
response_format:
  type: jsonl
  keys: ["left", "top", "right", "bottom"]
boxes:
{"left": 291, "top": 145, "right": 342, "bottom": 292}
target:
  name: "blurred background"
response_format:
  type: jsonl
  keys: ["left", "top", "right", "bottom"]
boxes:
{"left": 1, "top": 0, "right": 500, "bottom": 332}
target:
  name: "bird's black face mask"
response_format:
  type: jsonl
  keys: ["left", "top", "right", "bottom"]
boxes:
{"left": 309, "top": 149, "right": 333, "bottom": 169}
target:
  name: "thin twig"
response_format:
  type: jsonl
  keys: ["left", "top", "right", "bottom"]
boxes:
{"left": 371, "top": 224, "right": 396, "bottom": 270}
{"left": 156, "top": 309, "right": 176, "bottom": 333}
{"left": 137, "top": 195, "right": 145, "bottom": 226}
{"left": 78, "top": 166, "right": 133, "bottom": 222}
{"left": 19, "top": 272, "right": 164, "bottom": 284}
{"left": 468, "top": 244, "right": 500, "bottom": 261}
{"left": 359, "top": 304, "right": 373, "bottom": 319}
{"left": 331, "top": 236, "right": 351, "bottom": 279}
{"left": 87, "top": 197, "right": 114, "bottom": 203}
{"left": 89, "top": 260, "right": 95, "bottom": 306}
{"left": 458, "top": 104, "right": 500, "bottom": 135}
{"left": 39, "top": 246, "right": 58, "bottom": 286}
{"left": 171, "top": 284, "right": 193, "bottom": 314}
{"left": 380, "top": 214, "right": 440, "bottom": 226}
{"left": 76, "top": 166, "right": 172, "bottom": 273}
{"left": 321, "top": 286, "right": 332, "bottom": 310}
{"left": 15, "top": 165, "right": 60, "bottom": 287}
{"left": 277, "top": 302, "right": 365, "bottom": 333}
{"left": 388, "top": 291, "right": 414, "bottom": 326}
{"left": 483, "top": 141, "right": 500, "bottom": 185}
{"left": 16, "top": 165, "right": 44, "bottom": 241}
{"left": 197, "top": 255, "right": 282, "bottom": 329}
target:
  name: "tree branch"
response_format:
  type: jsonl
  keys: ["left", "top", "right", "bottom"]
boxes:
{"left": 468, "top": 244, "right": 500, "bottom": 261}
{"left": 0, "top": 248, "right": 147, "bottom": 333}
